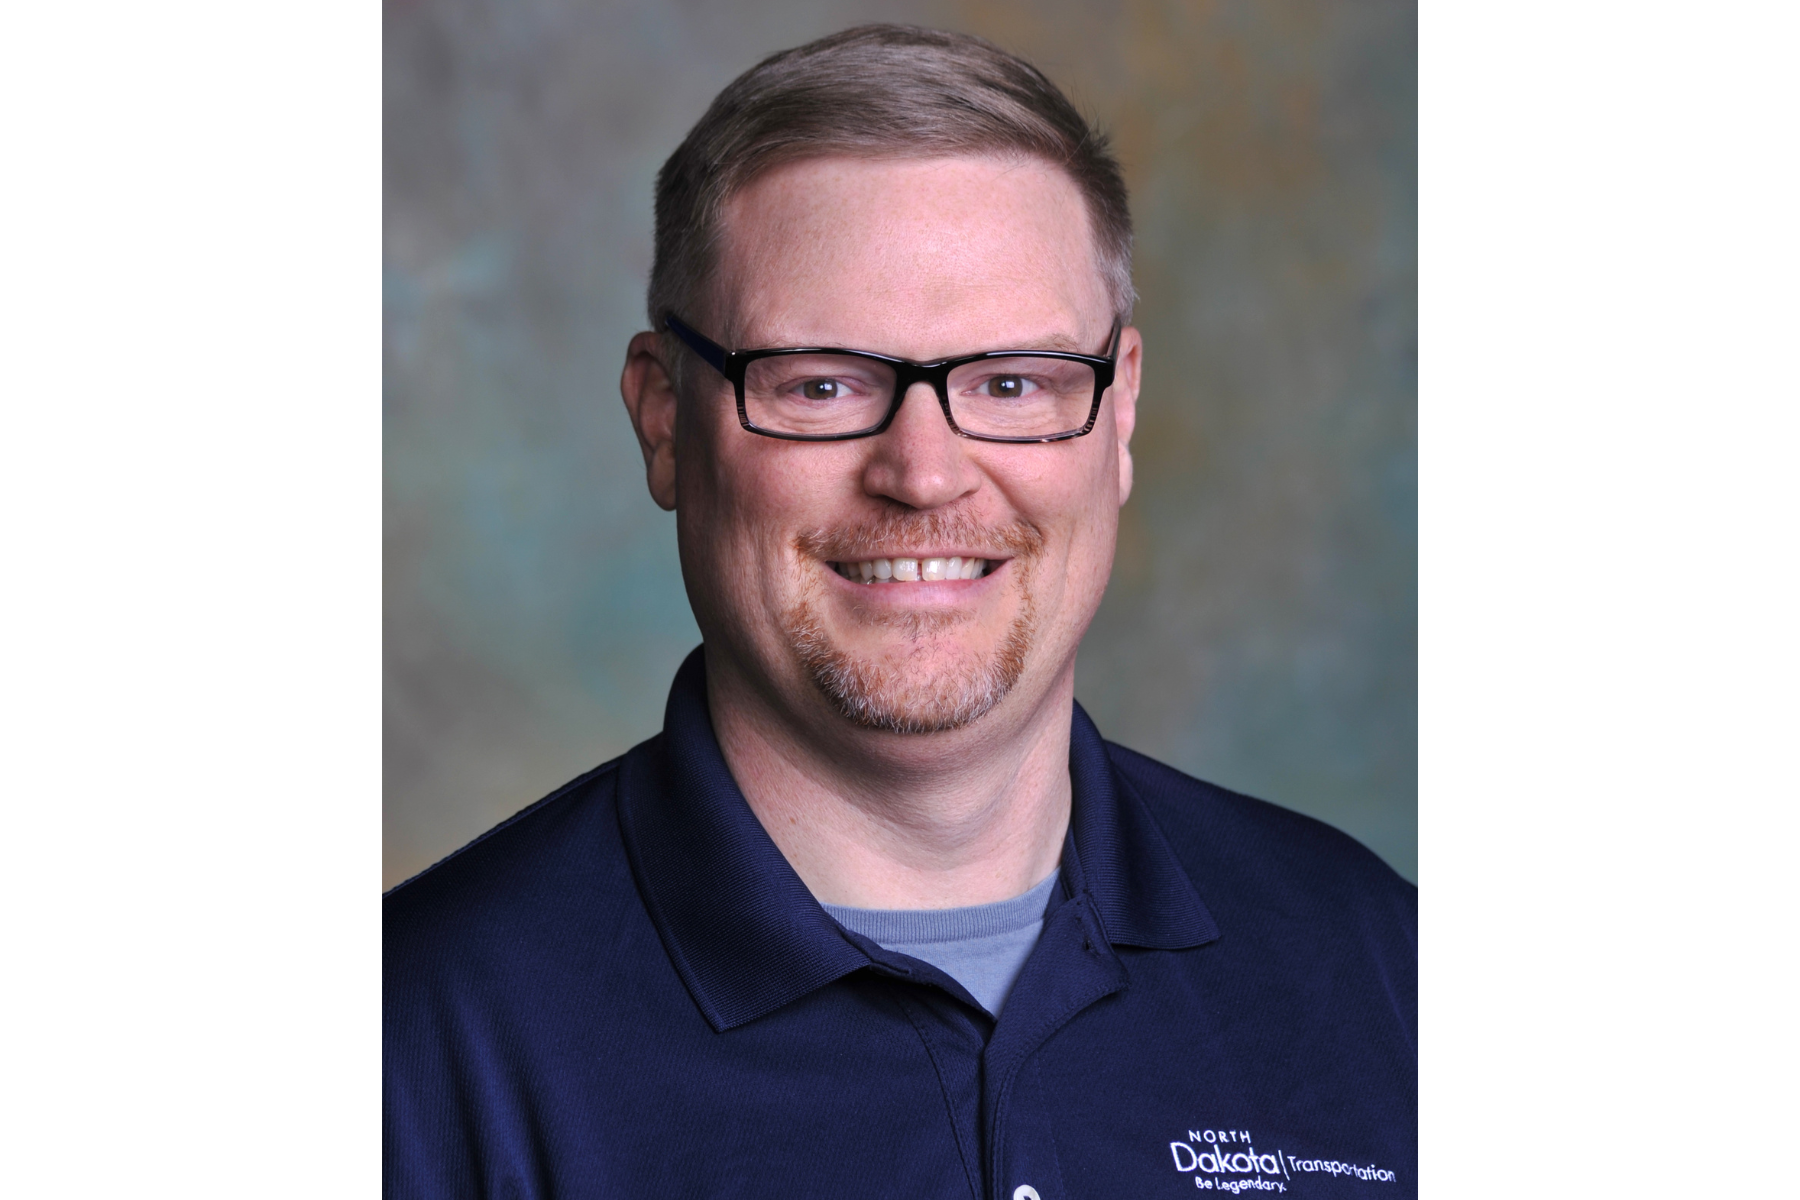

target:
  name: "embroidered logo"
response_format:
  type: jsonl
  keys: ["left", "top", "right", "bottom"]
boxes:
{"left": 1168, "top": 1127, "right": 1398, "bottom": 1192}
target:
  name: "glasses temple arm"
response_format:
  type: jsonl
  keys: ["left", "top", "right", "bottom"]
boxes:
{"left": 662, "top": 312, "right": 729, "bottom": 373}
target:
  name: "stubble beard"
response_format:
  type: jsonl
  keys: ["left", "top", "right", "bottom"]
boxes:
{"left": 782, "top": 511, "right": 1042, "bottom": 735}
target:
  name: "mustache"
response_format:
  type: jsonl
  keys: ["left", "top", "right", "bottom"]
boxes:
{"left": 793, "top": 509, "right": 1043, "bottom": 562}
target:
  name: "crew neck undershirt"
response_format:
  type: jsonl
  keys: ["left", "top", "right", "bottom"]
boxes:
{"left": 822, "top": 869, "right": 1062, "bottom": 1017}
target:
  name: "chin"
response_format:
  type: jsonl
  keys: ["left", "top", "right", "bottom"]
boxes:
{"left": 781, "top": 598, "right": 1037, "bottom": 735}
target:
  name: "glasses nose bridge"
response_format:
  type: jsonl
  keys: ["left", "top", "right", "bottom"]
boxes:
{"left": 887, "top": 360, "right": 958, "bottom": 430}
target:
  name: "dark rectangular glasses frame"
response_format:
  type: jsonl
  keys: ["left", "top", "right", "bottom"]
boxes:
{"left": 663, "top": 312, "right": 1120, "bottom": 444}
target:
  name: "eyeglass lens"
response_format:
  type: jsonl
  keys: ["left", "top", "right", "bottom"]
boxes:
{"left": 741, "top": 354, "right": 1098, "bottom": 439}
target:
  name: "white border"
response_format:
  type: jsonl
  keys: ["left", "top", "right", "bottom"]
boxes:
{"left": 1422, "top": 0, "right": 1797, "bottom": 1192}
{"left": 1, "top": 2, "right": 380, "bottom": 1192}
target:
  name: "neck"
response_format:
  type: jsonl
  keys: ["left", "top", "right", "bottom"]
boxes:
{"left": 706, "top": 652, "right": 1074, "bottom": 910}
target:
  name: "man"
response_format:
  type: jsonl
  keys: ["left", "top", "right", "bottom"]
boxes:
{"left": 385, "top": 25, "right": 1415, "bottom": 1199}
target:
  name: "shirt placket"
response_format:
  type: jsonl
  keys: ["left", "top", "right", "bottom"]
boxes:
{"left": 979, "top": 893, "right": 1128, "bottom": 1200}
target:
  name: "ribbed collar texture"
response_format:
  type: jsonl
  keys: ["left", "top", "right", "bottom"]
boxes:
{"left": 823, "top": 869, "right": 1062, "bottom": 945}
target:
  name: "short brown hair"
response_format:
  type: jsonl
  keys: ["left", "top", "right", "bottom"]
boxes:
{"left": 648, "top": 24, "right": 1135, "bottom": 348}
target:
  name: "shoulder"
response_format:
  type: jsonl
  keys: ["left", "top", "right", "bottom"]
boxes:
{"left": 1104, "top": 739, "right": 1415, "bottom": 936}
{"left": 384, "top": 751, "right": 634, "bottom": 956}
{"left": 383, "top": 747, "right": 674, "bottom": 1191}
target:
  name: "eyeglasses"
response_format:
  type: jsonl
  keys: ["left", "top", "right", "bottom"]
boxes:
{"left": 663, "top": 312, "right": 1120, "bottom": 443}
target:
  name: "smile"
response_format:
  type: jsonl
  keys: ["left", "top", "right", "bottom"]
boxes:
{"left": 830, "top": 556, "right": 992, "bottom": 584}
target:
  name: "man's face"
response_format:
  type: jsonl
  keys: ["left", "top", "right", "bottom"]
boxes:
{"left": 670, "top": 155, "right": 1140, "bottom": 739}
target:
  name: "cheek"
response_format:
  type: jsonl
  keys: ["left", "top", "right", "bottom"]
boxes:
{"left": 676, "top": 429, "right": 854, "bottom": 618}
{"left": 1009, "top": 440, "right": 1118, "bottom": 532}
{"left": 677, "top": 395, "right": 783, "bottom": 540}
{"left": 1021, "top": 449, "right": 1121, "bottom": 602}
{"left": 674, "top": 405, "right": 764, "bottom": 633}
{"left": 709, "top": 445, "right": 841, "bottom": 544}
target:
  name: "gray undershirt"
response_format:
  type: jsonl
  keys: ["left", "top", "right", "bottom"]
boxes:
{"left": 823, "top": 869, "right": 1061, "bottom": 1018}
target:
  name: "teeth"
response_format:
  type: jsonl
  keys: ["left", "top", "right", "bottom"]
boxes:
{"left": 832, "top": 557, "right": 989, "bottom": 584}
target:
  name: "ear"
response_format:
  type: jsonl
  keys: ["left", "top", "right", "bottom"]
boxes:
{"left": 620, "top": 330, "right": 679, "bottom": 511}
{"left": 1110, "top": 325, "right": 1142, "bottom": 507}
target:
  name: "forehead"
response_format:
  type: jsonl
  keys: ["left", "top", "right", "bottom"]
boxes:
{"left": 713, "top": 155, "right": 1112, "bottom": 357}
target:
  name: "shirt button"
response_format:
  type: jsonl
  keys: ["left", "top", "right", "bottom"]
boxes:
{"left": 1012, "top": 1187, "right": 1041, "bottom": 1200}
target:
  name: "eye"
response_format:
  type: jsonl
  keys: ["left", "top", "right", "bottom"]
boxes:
{"left": 798, "top": 379, "right": 844, "bottom": 401}
{"left": 982, "top": 374, "right": 1035, "bottom": 399}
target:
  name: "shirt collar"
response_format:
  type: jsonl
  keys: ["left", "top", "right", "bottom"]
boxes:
{"left": 1063, "top": 700, "right": 1220, "bottom": 950}
{"left": 617, "top": 647, "right": 1218, "bottom": 1033}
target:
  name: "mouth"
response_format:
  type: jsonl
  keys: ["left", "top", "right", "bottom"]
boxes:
{"left": 828, "top": 555, "right": 994, "bottom": 584}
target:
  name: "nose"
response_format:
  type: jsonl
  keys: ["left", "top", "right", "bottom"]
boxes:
{"left": 858, "top": 380, "right": 980, "bottom": 511}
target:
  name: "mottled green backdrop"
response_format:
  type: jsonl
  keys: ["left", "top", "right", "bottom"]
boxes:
{"left": 384, "top": 0, "right": 1416, "bottom": 888}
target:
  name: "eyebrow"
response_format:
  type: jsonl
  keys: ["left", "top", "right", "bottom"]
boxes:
{"left": 1015, "top": 333, "right": 1091, "bottom": 353}
{"left": 724, "top": 318, "right": 1111, "bottom": 359}
{"left": 753, "top": 332, "right": 1099, "bottom": 356}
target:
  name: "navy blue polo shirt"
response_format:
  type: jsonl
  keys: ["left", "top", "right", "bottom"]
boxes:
{"left": 385, "top": 649, "right": 1416, "bottom": 1198}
